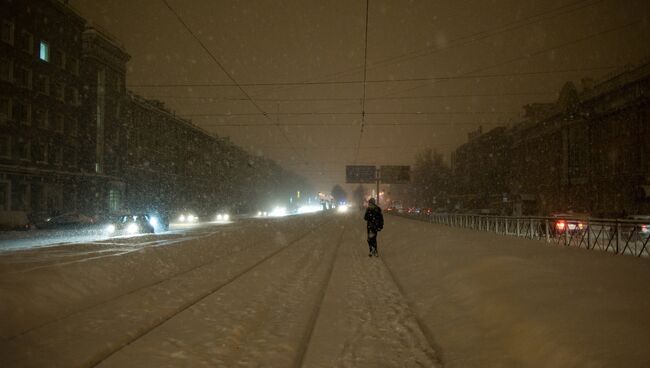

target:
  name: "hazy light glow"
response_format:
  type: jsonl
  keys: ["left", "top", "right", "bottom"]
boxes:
{"left": 126, "top": 223, "right": 139, "bottom": 234}
{"left": 105, "top": 224, "right": 116, "bottom": 234}
{"left": 269, "top": 207, "right": 288, "bottom": 217}
{"left": 298, "top": 205, "right": 322, "bottom": 214}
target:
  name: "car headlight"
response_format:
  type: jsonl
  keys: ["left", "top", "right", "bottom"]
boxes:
{"left": 217, "top": 214, "right": 223, "bottom": 221}
{"left": 224, "top": 214, "right": 230, "bottom": 221}
{"left": 105, "top": 224, "right": 116, "bottom": 234}
{"left": 179, "top": 214, "right": 186, "bottom": 222}
{"left": 127, "top": 223, "right": 139, "bottom": 234}
{"left": 149, "top": 217, "right": 159, "bottom": 226}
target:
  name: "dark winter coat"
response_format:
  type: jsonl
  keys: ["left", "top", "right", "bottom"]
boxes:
{"left": 364, "top": 205, "right": 384, "bottom": 232}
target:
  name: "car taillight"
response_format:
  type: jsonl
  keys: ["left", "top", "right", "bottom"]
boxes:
{"left": 642, "top": 225, "right": 648, "bottom": 233}
{"left": 556, "top": 221, "right": 566, "bottom": 230}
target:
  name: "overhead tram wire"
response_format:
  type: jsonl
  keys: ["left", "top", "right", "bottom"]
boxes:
{"left": 382, "top": 17, "right": 647, "bottom": 98}
{"left": 140, "top": 91, "right": 558, "bottom": 102}
{"left": 127, "top": 64, "right": 623, "bottom": 88}
{"left": 160, "top": 0, "right": 301, "bottom": 159}
{"left": 235, "top": 0, "right": 605, "bottom": 98}
{"left": 354, "top": 0, "right": 369, "bottom": 165}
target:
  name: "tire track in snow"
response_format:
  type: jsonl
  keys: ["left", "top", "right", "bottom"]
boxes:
{"left": 3, "top": 220, "right": 317, "bottom": 343}
{"left": 90, "top": 217, "right": 339, "bottom": 367}
{"left": 293, "top": 225, "right": 346, "bottom": 368}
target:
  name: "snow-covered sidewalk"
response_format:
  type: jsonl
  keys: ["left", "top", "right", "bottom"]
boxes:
{"left": 382, "top": 215, "right": 650, "bottom": 367}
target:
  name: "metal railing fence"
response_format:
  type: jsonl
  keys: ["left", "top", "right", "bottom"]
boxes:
{"left": 398, "top": 212, "right": 650, "bottom": 258}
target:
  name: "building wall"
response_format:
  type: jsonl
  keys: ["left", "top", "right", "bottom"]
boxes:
{"left": 0, "top": 0, "right": 85, "bottom": 219}
{"left": 451, "top": 126, "right": 512, "bottom": 213}
{"left": 448, "top": 63, "right": 650, "bottom": 217}
{"left": 509, "top": 65, "right": 650, "bottom": 217}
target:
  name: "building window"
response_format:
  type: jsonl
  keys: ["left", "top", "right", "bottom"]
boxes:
{"left": 0, "top": 97, "right": 11, "bottom": 122}
{"left": 108, "top": 189, "right": 121, "bottom": 212}
{"left": 54, "top": 114, "right": 64, "bottom": 132}
{"left": 35, "top": 108, "right": 49, "bottom": 129}
{"left": 115, "top": 76, "right": 123, "bottom": 93}
{"left": 52, "top": 146, "right": 62, "bottom": 165}
{"left": 14, "top": 65, "right": 32, "bottom": 89}
{"left": 1, "top": 20, "right": 14, "bottom": 46}
{"left": 0, "top": 136, "right": 10, "bottom": 158}
{"left": 17, "top": 138, "right": 30, "bottom": 161}
{"left": 0, "top": 181, "right": 9, "bottom": 211}
{"left": 65, "top": 146, "right": 76, "bottom": 167}
{"left": 54, "top": 49, "right": 66, "bottom": 69}
{"left": 68, "top": 116, "right": 78, "bottom": 136}
{"left": 36, "top": 74, "right": 49, "bottom": 95}
{"left": 68, "top": 56, "right": 79, "bottom": 75}
{"left": 33, "top": 141, "right": 47, "bottom": 163}
{"left": 39, "top": 41, "right": 49, "bottom": 62}
{"left": 11, "top": 183, "right": 30, "bottom": 211}
{"left": 54, "top": 82, "right": 64, "bottom": 101}
{"left": 67, "top": 86, "right": 79, "bottom": 106}
{"left": 13, "top": 101, "right": 31, "bottom": 125}
{"left": 1, "top": 58, "right": 13, "bottom": 82}
{"left": 20, "top": 30, "right": 34, "bottom": 55}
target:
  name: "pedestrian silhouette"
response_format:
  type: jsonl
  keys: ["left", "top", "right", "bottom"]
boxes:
{"left": 364, "top": 198, "right": 384, "bottom": 257}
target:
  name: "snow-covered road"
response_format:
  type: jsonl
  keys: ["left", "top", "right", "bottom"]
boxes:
{"left": 1, "top": 212, "right": 650, "bottom": 367}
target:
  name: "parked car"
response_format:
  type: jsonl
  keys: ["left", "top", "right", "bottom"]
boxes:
{"left": 36, "top": 213, "right": 96, "bottom": 230}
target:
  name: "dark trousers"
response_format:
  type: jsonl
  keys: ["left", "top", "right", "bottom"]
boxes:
{"left": 367, "top": 228, "right": 378, "bottom": 253}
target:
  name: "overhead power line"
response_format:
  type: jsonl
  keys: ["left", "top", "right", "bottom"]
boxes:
{"left": 127, "top": 65, "right": 621, "bottom": 88}
{"left": 201, "top": 121, "right": 506, "bottom": 127}
{"left": 140, "top": 91, "right": 557, "bottom": 102}
{"left": 355, "top": 0, "right": 371, "bottom": 164}
{"left": 384, "top": 17, "right": 646, "bottom": 97}
{"left": 182, "top": 111, "right": 517, "bottom": 117}
{"left": 161, "top": 0, "right": 301, "bottom": 159}
{"left": 244, "top": 0, "right": 604, "bottom": 98}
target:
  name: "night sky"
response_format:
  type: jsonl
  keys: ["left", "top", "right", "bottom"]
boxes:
{"left": 70, "top": 0, "right": 650, "bottom": 191}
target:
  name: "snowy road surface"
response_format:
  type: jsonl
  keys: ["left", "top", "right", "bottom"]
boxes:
{"left": 1, "top": 213, "right": 650, "bottom": 367}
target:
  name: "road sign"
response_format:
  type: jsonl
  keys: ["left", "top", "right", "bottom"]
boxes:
{"left": 380, "top": 165, "right": 411, "bottom": 184}
{"left": 346, "top": 165, "right": 377, "bottom": 183}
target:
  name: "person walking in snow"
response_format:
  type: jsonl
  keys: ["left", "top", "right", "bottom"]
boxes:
{"left": 364, "top": 198, "right": 384, "bottom": 257}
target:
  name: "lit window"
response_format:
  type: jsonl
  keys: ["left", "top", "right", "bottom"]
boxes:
{"left": 39, "top": 41, "right": 49, "bottom": 62}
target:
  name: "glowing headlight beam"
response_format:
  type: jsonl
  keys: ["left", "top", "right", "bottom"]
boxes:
{"left": 126, "top": 223, "right": 139, "bottom": 234}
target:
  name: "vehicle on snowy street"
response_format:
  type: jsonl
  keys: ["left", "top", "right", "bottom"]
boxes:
{"left": 620, "top": 215, "right": 650, "bottom": 241}
{"left": 175, "top": 210, "right": 199, "bottom": 223}
{"left": 551, "top": 213, "right": 589, "bottom": 235}
{"left": 105, "top": 214, "right": 155, "bottom": 236}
